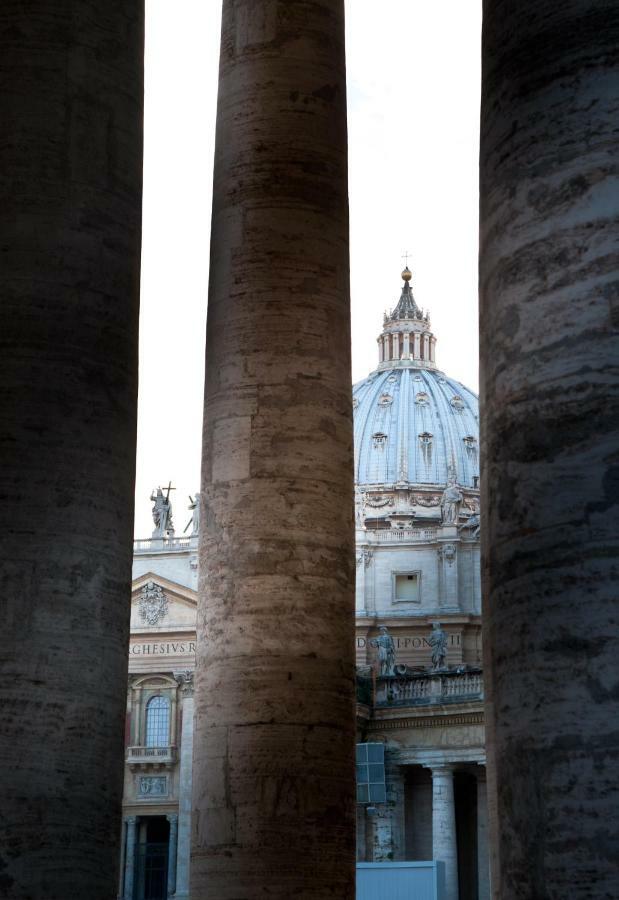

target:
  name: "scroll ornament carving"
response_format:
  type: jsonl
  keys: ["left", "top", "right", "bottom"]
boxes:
{"left": 356, "top": 549, "right": 374, "bottom": 568}
{"left": 139, "top": 582, "right": 168, "bottom": 626}
{"left": 174, "top": 669, "right": 195, "bottom": 696}
{"left": 413, "top": 493, "right": 441, "bottom": 507}
{"left": 366, "top": 494, "right": 395, "bottom": 508}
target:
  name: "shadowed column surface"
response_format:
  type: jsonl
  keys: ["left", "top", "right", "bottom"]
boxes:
{"left": 193, "top": 1, "right": 355, "bottom": 897}
{"left": 0, "top": 2, "right": 143, "bottom": 897}
{"left": 480, "top": 1, "right": 619, "bottom": 897}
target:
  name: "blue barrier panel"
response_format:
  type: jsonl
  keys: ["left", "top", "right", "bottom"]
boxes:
{"left": 356, "top": 861, "right": 442, "bottom": 900}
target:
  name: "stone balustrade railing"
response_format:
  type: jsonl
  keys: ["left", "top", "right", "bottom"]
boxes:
{"left": 369, "top": 528, "right": 438, "bottom": 543}
{"left": 374, "top": 670, "right": 483, "bottom": 707}
{"left": 133, "top": 536, "right": 195, "bottom": 553}
{"left": 127, "top": 745, "right": 177, "bottom": 766}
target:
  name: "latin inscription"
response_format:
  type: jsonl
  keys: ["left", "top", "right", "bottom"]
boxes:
{"left": 130, "top": 641, "right": 196, "bottom": 656}
{"left": 356, "top": 634, "right": 461, "bottom": 649}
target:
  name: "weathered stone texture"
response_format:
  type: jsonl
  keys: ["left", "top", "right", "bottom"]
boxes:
{"left": 480, "top": 2, "right": 619, "bottom": 897}
{"left": 193, "top": 1, "right": 354, "bottom": 897}
{"left": 0, "top": 2, "right": 143, "bottom": 897}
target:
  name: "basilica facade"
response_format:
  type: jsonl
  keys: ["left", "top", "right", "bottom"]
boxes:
{"left": 119, "top": 270, "right": 487, "bottom": 900}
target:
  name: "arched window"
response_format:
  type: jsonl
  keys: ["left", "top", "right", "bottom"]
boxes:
{"left": 145, "top": 695, "right": 170, "bottom": 747}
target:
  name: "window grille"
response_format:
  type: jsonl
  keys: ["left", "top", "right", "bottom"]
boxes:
{"left": 356, "top": 743, "right": 386, "bottom": 804}
{"left": 145, "top": 695, "right": 170, "bottom": 747}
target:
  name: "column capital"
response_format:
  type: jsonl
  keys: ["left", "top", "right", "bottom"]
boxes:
{"left": 125, "top": 816, "right": 138, "bottom": 826}
{"left": 167, "top": 813, "right": 179, "bottom": 825}
{"left": 428, "top": 763, "right": 455, "bottom": 777}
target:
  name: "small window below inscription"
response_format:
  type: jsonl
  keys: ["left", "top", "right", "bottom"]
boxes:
{"left": 394, "top": 572, "right": 421, "bottom": 603}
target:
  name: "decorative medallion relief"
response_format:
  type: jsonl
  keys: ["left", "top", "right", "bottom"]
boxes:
{"left": 450, "top": 396, "right": 465, "bottom": 411}
{"left": 138, "top": 776, "right": 167, "bottom": 797}
{"left": 438, "top": 544, "right": 457, "bottom": 565}
{"left": 139, "top": 582, "right": 168, "bottom": 626}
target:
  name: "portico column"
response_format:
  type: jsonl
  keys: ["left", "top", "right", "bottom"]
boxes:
{"left": 431, "top": 766, "right": 458, "bottom": 900}
{"left": 166, "top": 814, "right": 178, "bottom": 897}
{"left": 123, "top": 817, "right": 138, "bottom": 900}
{"left": 0, "top": 4, "right": 143, "bottom": 898}
{"left": 193, "top": 2, "right": 354, "bottom": 898}
{"left": 370, "top": 764, "right": 406, "bottom": 862}
{"left": 476, "top": 767, "right": 490, "bottom": 900}
{"left": 173, "top": 673, "right": 194, "bottom": 900}
{"left": 480, "top": 2, "right": 619, "bottom": 897}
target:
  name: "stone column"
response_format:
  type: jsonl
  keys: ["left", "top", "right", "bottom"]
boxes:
{"left": 378, "top": 338, "right": 384, "bottom": 364}
{"left": 391, "top": 332, "right": 399, "bottom": 360}
{"left": 476, "top": 768, "right": 490, "bottom": 900}
{"left": 123, "top": 817, "right": 138, "bottom": 900}
{"left": 413, "top": 332, "right": 421, "bottom": 360}
{"left": 166, "top": 814, "right": 178, "bottom": 897}
{"left": 480, "top": 2, "right": 619, "bottom": 897}
{"left": 370, "top": 765, "right": 406, "bottom": 862}
{"left": 192, "top": 2, "right": 354, "bottom": 898}
{"left": 431, "top": 766, "right": 458, "bottom": 900}
{"left": 422, "top": 333, "right": 430, "bottom": 361}
{"left": 403, "top": 332, "right": 411, "bottom": 359}
{"left": 0, "top": 5, "right": 143, "bottom": 899}
{"left": 174, "top": 673, "right": 194, "bottom": 900}
{"left": 383, "top": 334, "right": 390, "bottom": 361}
{"left": 438, "top": 540, "right": 459, "bottom": 610}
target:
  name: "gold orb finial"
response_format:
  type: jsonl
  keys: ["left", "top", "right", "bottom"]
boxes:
{"left": 401, "top": 266, "right": 412, "bottom": 282}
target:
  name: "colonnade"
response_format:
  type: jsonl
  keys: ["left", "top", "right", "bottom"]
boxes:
{"left": 379, "top": 331, "right": 436, "bottom": 364}
{"left": 1, "top": 0, "right": 617, "bottom": 897}
{"left": 365, "top": 762, "right": 489, "bottom": 900}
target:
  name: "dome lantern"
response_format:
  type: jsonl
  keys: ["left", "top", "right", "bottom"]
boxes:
{"left": 376, "top": 268, "right": 437, "bottom": 369}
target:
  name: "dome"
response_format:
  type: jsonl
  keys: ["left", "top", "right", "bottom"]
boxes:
{"left": 353, "top": 368, "right": 479, "bottom": 487}
{"left": 353, "top": 268, "right": 479, "bottom": 489}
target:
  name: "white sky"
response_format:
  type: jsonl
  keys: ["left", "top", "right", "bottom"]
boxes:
{"left": 135, "top": 0, "right": 482, "bottom": 537}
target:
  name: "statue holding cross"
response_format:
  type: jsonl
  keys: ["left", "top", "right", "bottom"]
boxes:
{"left": 150, "top": 481, "right": 175, "bottom": 538}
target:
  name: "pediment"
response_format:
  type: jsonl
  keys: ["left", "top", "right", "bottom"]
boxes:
{"left": 131, "top": 572, "right": 197, "bottom": 632}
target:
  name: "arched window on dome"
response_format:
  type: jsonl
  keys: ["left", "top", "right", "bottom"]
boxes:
{"left": 145, "top": 695, "right": 170, "bottom": 747}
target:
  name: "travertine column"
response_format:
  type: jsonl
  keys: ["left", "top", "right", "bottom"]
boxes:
{"left": 476, "top": 768, "right": 490, "bottom": 900}
{"left": 193, "top": 2, "right": 354, "bottom": 898}
{"left": 123, "top": 817, "right": 138, "bottom": 900}
{"left": 167, "top": 814, "right": 178, "bottom": 897}
{"left": 403, "top": 332, "right": 411, "bottom": 359}
{"left": 480, "top": 2, "right": 619, "bottom": 897}
{"left": 369, "top": 765, "right": 406, "bottom": 862}
{"left": 0, "top": 4, "right": 143, "bottom": 898}
{"left": 431, "top": 766, "right": 458, "bottom": 900}
{"left": 174, "top": 673, "right": 194, "bottom": 900}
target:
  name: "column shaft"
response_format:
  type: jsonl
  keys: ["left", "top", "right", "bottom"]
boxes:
{"left": 175, "top": 688, "right": 194, "bottom": 899}
{"left": 370, "top": 765, "right": 406, "bottom": 862}
{"left": 413, "top": 333, "right": 421, "bottom": 359}
{"left": 123, "top": 817, "right": 138, "bottom": 900}
{"left": 193, "top": 2, "right": 354, "bottom": 897}
{"left": 431, "top": 767, "right": 459, "bottom": 900}
{"left": 480, "top": 2, "right": 619, "bottom": 896}
{"left": 167, "top": 815, "right": 178, "bottom": 897}
{"left": 476, "top": 770, "right": 490, "bottom": 900}
{"left": 0, "top": 4, "right": 143, "bottom": 898}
